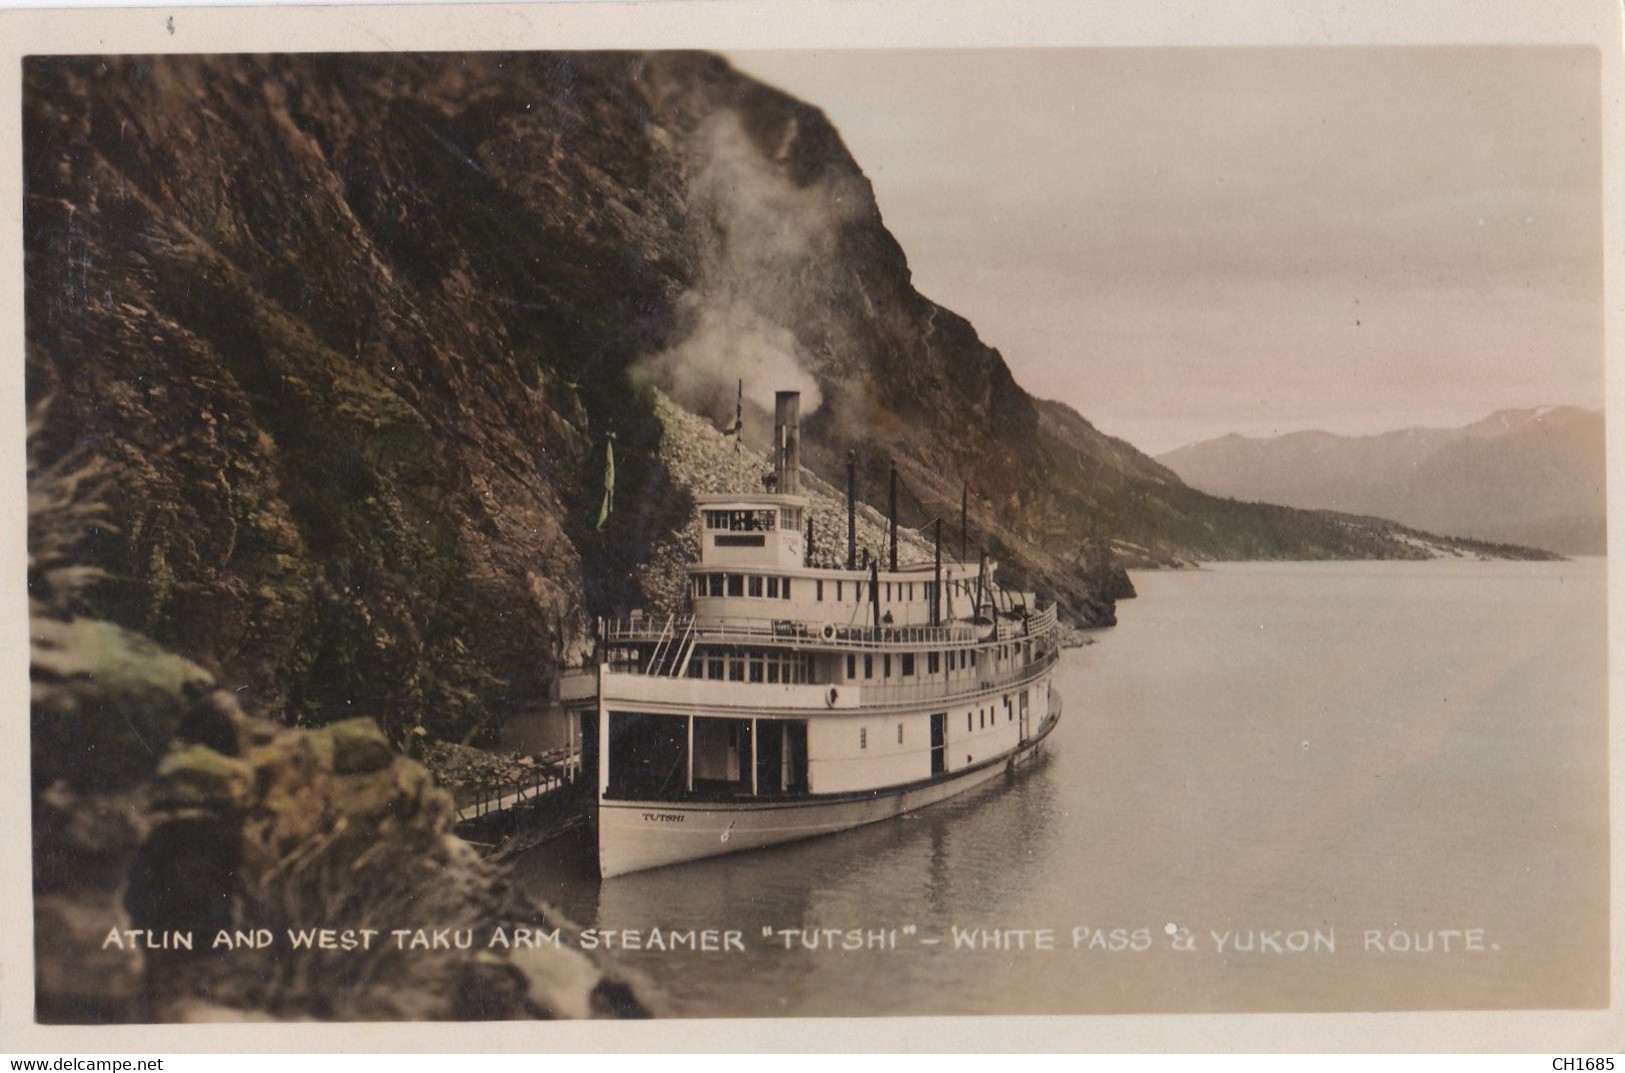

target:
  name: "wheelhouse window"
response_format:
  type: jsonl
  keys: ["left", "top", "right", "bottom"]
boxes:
{"left": 727, "top": 574, "right": 744, "bottom": 597}
{"left": 704, "top": 509, "right": 777, "bottom": 532}
{"left": 748, "top": 575, "right": 763, "bottom": 598}
{"left": 766, "top": 576, "right": 779, "bottom": 598}
{"left": 708, "top": 574, "right": 724, "bottom": 597}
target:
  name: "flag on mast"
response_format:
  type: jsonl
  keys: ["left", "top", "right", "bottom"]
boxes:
{"left": 595, "top": 437, "right": 615, "bottom": 530}
{"left": 721, "top": 378, "right": 743, "bottom": 452}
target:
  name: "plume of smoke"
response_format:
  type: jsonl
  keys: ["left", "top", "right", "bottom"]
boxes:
{"left": 637, "top": 109, "right": 870, "bottom": 430}
{"left": 643, "top": 298, "right": 823, "bottom": 424}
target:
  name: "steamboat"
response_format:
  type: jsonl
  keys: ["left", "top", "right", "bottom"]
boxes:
{"left": 558, "top": 391, "right": 1062, "bottom": 878}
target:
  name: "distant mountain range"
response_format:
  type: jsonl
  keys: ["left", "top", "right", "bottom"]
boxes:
{"left": 1157, "top": 407, "right": 1606, "bottom": 555}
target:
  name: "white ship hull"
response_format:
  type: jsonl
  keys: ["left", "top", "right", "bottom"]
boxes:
{"left": 598, "top": 709, "right": 1057, "bottom": 878}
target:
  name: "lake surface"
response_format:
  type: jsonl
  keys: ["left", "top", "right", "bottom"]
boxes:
{"left": 511, "top": 559, "right": 1609, "bottom": 1016}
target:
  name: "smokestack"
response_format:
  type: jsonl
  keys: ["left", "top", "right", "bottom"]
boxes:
{"left": 773, "top": 391, "right": 801, "bottom": 496}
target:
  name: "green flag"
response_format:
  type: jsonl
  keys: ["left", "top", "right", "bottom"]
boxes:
{"left": 596, "top": 439, "right": 615, "bottom": 530}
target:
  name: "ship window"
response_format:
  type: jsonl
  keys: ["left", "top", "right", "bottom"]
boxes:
{"left": 749, "top": 656, "right": 764, "bottom": 683}
{"left": 967, "top": 713, "right": 972, "bottom": 732}
{"left": 901, "top": 653, "right": 915, "bottom": 676}
{"left": 837, "top": 581, "right": 843, "bottom": 601}
{"left": 727, "top": 574, "right": 744, "bottom": 597}
{"left": 846, "top": 654, "right": 856, "bottom": 679}
{"left": 928, "top": 652, "right": 940, "bottom": 674}
{"left": 687, "top": 659, "right": 703, "bottom": 679}
{"left": 816, "top": 580, "right": 824, "bottom": 601}
{"left": 767, "top": 662, "right": 780, "bottom": 684}
{"left": 859, "top": 727, "right": 868, "bottom": 750}
{"left": 708, "top": 574, "right": 724, "bottom": 597}
{"left": 885, "top": 582, "right": 892, "bottom": 601}
{"left": 855, "top": 582, "right": 863, "bottom": 602}
{"left": 707, "top": 658, "right": 724, "bottom": 680}
{"left": 864, "top": 654, "right": 874, "bottom": 679}
{"left": 728, "top": 657, "right": 745, "bottom": 682}
{"left": 766, "top": 577, "right": 779, "bottom": 598}
{"left": 898, "top": 724, "right": 904, "bottom": 744}
{"left": 782, "top": 579, "right": 791, "bottom": 600}
{"left": 749, "top": 576, "right": 763, "bottom": 597}
{"left": 881, "top": 654, "right": 890, "bottom": 678}
{"left": 980, "top": 710, "right": 985, "bottom": 729}
{"left": 970, "top": 650, "right": 978, "bottom": 667}
{"left": 908, "top": 583, "right": 914, "bottom": 600}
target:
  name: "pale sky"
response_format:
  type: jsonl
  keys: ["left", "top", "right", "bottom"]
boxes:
{"left": 727, "top": 48, "right": 1603, "bottom": 454}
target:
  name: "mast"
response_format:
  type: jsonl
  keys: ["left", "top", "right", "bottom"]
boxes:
{"left": 888, "top": 460, "right": 898, "bottom": 572}
{"left": 975, "top": 549, "right": 988, "bottom": 622}
{"left": 870, "top": 558, "right": 881, "bottom": 631}
{"left": 960, "top": 484, "right": 968, "bottom": 562}
{"left": 932, "top": 519, "right": 943, "bottom": 627}
{"left": 846, "top": 451, "right": 856, "bottom": 570}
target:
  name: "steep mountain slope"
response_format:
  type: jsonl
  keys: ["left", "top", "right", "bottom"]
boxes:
{"left": 1158, "top": 408, "right": 1606, "bottom": 555}
{"left": 25, "top": 52, "right": 1543, "bottom": 750}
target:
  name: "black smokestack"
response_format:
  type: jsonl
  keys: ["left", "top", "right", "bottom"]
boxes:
{"left": 774, "top": 391, "right": 801, "bottom": 496}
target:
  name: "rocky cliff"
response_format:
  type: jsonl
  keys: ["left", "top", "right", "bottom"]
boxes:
{"left": 25, "top": 51, "right": 1538, "bottom": 752}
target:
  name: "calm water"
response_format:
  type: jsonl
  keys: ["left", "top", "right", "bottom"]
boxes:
{"left": 512, "top": 559, "right": 1609, "bottom": 1016}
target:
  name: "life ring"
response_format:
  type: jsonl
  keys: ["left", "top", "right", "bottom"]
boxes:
{"left": 826, "top": 687, "right": 839, "bottom": 707}
{"left": 820, "top": 622, "right": 837, "bottom": 642}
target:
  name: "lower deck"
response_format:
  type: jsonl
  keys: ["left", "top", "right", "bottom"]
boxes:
{"left": 583, "top": 675, "right": 1053, "bottom": 803}
{"left": 595, "top": 699, "right": 1062, "bottom": 877}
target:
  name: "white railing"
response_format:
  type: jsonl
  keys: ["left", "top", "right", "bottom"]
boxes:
{"left": 836, "top": 649, "right": 1059, "bottom": 710}
{"left": 599, "top": 606, "right": 1060, "bottom": 654}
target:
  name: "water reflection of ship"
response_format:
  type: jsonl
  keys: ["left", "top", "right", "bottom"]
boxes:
{"left": 557, "top": 390, "right": 1064, "bottom": 878}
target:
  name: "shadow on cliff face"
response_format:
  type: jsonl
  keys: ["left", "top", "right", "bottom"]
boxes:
{"left": 29, "top": 413, "right": 650, "bottom": 1023}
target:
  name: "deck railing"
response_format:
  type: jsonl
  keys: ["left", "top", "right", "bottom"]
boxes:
{"left": 600, "top": 605, "right": 1059, "bottom": 653}
{"left": 834, "top": 647, "right": 1060, "bottom": 709}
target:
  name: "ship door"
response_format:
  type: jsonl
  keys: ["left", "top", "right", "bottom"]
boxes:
{"left": 785, "top": 721, "right": 808, "bottom": 793}
{"left": 1019, "top": 690, "right": 1030, "bottom": 742}
{"left": 753, "top": 720, "right": 809, "bottom": 795}
{"left": 929, "top": 712, "right": 947, "bottom": 775}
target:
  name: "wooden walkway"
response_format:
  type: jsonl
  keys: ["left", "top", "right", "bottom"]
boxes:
{"left": 453, "top": 747, "right": 581, "bottom": 826}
